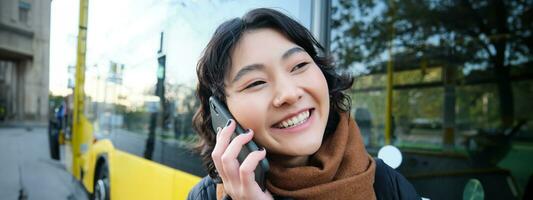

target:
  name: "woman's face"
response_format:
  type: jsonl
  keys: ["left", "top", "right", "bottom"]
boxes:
{"left": 224, "top": 28, "right": 330, "bottom": 157}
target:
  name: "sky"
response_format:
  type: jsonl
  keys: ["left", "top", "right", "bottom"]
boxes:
{"left": 49, "top": 0, "right": 311, "bottom": 106}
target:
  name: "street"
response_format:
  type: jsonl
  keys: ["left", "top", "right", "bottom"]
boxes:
{"left": 0, "top": 127, "right": 88, "bottom": 200}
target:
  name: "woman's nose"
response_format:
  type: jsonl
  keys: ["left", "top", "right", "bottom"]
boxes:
{"left": 272, "top": 80, "right": 303, "bottom": 107}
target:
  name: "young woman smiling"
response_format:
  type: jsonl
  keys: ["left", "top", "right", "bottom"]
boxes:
{"left": 188, "top": 8, "right": 419, "bottom": 200}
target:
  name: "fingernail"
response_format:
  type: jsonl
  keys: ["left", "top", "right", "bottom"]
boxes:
{"left": 245, "top": 129, "right": 252, "bottom": 134}
{"left": 225, "top": 119, "right": 232, "bottom": 127}
{"left": 258, "top": 147, "right": 265, "bottom": 151}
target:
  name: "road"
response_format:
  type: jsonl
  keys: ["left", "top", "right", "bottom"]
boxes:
{"left": 0, "top": 127, "right": 88, "bottom": 200}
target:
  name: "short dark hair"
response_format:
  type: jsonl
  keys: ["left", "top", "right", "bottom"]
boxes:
{"left": 192, "top": 8, "right": 353, "bottom": 180}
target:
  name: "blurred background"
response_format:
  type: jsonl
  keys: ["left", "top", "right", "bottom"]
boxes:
{"left": 0, "top": 0, "right": 532, "bottom": 200}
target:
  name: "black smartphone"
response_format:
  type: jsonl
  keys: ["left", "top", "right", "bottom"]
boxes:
{"left": 209, "top": 96, "right": 270, "bottom": 191}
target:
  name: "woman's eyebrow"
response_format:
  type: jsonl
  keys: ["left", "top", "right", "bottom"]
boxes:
{"left": 282, "top": 47, "right": 305, "bottom": 60}
{"left": 231, "top": 63, "right": 264, "bottom": 83}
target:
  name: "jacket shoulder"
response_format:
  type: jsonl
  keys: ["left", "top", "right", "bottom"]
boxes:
{"left": 374, "top": 159, "right": 421, "bottom": 200}
{"left": 187, "top": 176, "right": 218, "bottom": 200}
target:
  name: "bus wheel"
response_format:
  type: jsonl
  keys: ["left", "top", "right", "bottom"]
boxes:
{"left": 94, "top": 163, "right": 110, "bottom": 200}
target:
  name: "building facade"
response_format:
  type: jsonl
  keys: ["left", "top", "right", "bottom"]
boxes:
{"left": 0, "top": 0, "right": 51, "bottom": 122}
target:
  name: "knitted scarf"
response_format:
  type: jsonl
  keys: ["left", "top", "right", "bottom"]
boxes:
{"left": 217, "top": 113, "right": 376, "bottom": 200}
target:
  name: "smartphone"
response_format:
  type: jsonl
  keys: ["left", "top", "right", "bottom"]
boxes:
{"left": 209, "top": 96, "right": 270, "bottom": 191}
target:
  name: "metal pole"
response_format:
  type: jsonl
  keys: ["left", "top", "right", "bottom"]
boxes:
{"left": 72, "top": 0, "right": 88, "bottom": 178}
{"left": 144, "top": 32, "right": 165, "bottom": 159}
{"left": 311, "top": 0, "right": 331, "bottom": 54}
{"left": 385, "top": 0, "right": 395, "bottom": 145}
{"left": 443, "top": 65, "right": 456, "bottom": 149}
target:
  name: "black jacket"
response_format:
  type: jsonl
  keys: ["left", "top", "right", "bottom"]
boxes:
{"left": 187, "top": 159, "right": 420, "bottom": 200}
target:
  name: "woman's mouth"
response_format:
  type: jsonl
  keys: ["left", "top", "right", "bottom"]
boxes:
{"left": 274, "top": 109, "right": 313, "bottom": 129}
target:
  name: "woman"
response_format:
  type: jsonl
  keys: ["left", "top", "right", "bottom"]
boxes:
{"left": 188, "top": 8, "right": 420, "bottom": 200}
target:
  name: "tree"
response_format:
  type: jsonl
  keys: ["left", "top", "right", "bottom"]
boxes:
{"left": 331, "top": 0, "right": 532, "bottom": 128}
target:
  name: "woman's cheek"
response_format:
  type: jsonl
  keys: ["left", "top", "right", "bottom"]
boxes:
{"left": 229, "top": 94, "right": 266, "bottom": 130}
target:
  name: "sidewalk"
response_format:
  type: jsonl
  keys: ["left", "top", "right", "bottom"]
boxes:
{"left": 0, "top": 120, "right": 48, "bottom": 128}
{"left": 0, "top": 127, "right": 88, "bottom": 200}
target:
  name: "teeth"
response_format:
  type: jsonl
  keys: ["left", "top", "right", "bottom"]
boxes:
{"left": 289, "top": 119, "right": 296, "bottom": 126}
{"left": 276, "top": 110, "right": 310, "bottom": 129}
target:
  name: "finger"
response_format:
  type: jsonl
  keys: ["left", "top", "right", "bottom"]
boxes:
{"left": 212, "top": 120, "right": 235, "bottom": 161}
{"left": 220, "top": 130, "right": 254, "bottom": 182}
{"left": 265, "top": 190, "right": 274, "bottom": 200}
{"left": 239, "top": 148, "right": 267, "bottom": 192}
{"left": 211, "top": 120, "right": 236, "bottom": 180}
{"left": 222, "top": 129, "right": 254, "bottom": 165}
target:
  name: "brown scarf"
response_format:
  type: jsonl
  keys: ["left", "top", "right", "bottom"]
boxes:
{"left": 217, "top": 113, "right": 376, "bottom": 200}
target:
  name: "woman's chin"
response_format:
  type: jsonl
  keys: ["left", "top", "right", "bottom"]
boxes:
{"left": 273, "top": 140, "right": 322, "bottom": 157}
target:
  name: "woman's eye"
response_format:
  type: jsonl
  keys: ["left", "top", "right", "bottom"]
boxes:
{"left": 244, "top": 81, "right": 265, "bottom": 90}
{"left": 291, "top": 62, "right": 309, "bottom": 72}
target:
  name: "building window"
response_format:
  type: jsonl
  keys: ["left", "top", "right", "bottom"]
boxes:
{"left": 18, "top": 1, "right": 31, "bottom": 25}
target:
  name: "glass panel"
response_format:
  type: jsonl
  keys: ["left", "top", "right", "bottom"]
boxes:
{"left": 73, "top": 0, "right": 310, "bottom": 177}
{"left": 330, "top": 0, "right": 532, "bottom": 197}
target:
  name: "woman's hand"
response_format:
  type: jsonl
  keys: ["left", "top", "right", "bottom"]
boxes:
{"left": 211, "top": 120, "right": 273, "bottom": 200}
